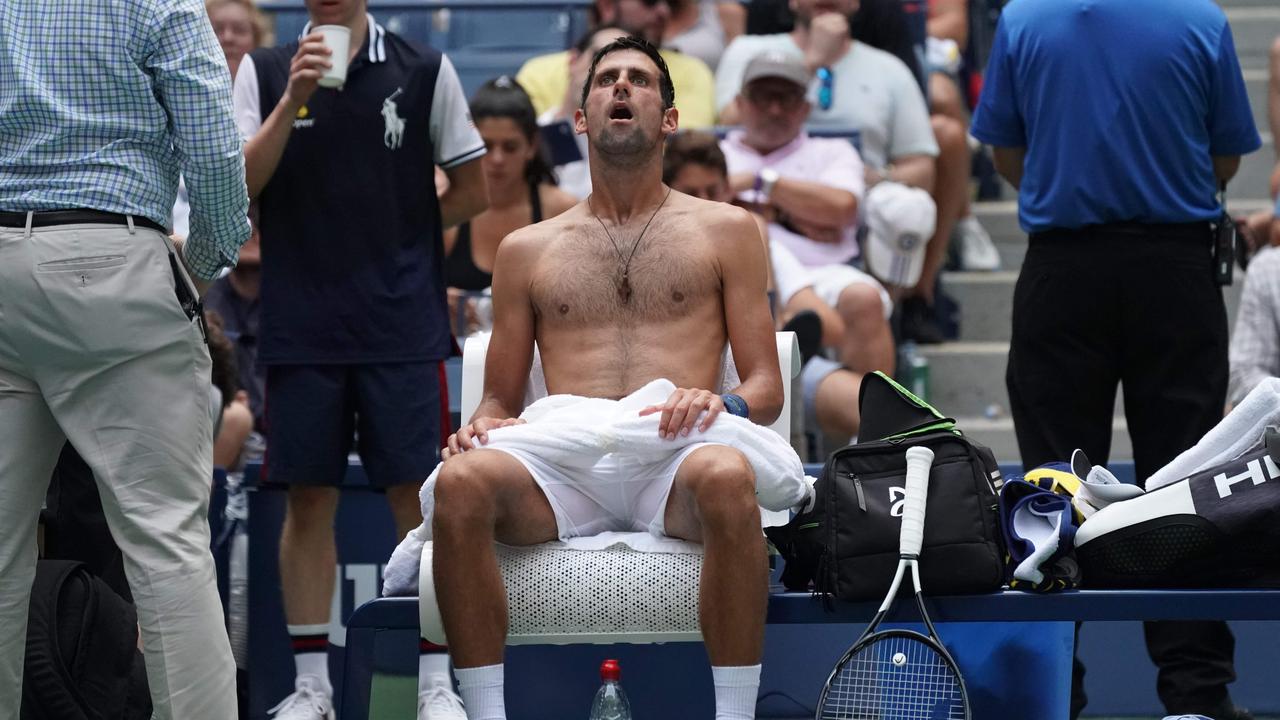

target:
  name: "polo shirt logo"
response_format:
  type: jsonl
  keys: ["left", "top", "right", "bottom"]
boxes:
{"left": 382, "top": 88, "right": 405, "bottom": 150}
{"left": 293, "top": 104, "right": 315, "bottom": 129}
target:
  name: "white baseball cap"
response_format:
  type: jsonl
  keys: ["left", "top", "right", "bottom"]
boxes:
{"left": 863, "top": 182, "right": 937, "bottom": 289}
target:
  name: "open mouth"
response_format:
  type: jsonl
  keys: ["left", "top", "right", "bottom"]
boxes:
{"left": 609, "top": 104, "right": 634, "bottom": 121}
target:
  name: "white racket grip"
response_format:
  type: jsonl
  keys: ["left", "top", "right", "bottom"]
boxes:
{"left": 899, "top": 446, "right": 935, "bottom": 557}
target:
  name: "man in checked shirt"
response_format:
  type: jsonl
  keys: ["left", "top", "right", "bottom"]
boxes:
{"left": 0, "top": 1, "right": 249, "bottom": 718}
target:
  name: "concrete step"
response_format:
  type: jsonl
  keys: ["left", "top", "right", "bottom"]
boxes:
{"left": 1226, "top": 7, "right": 1280, "bottom": 70}
{"left": 942, "top": 270, "right": 1015, "bottom": 342}
{"left": 942, "top": 267, "right": 1245, "bottom": 342}
{"left": 1246, "top": 69, "right": 1270, "bottom": 138}
{"left": 950, "top": 415, "right": 1133, "bottom": 464}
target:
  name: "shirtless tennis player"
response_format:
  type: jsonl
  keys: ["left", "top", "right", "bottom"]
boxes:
{"left": 432, "top": 36, "right": 794, "bottom": 720}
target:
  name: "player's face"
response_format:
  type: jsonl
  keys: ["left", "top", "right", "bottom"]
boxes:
{"left": 478, "top": 118, "right": 536, "bottom": 190}
{"left": 670, "top": 163, "right": 731, "bottom": 203}
{"left": 305, "top": 0, "right": 365, "bottom": 27}
{"left": 576, "top": 49, "right": 676, "bottom": 162}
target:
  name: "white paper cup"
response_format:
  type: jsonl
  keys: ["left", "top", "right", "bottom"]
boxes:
{"left": 313, "top": 25, "right": 350, "bottom": 89}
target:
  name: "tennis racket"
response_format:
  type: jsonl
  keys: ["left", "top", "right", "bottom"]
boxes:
{"left": 814, "top": 445, "right": 970, "bottom": 720}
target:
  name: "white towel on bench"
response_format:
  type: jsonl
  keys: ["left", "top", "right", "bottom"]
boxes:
{"left": 383, "top": 378, "right": 808, "bottom": 596}
{"left": 1146, "top": 377, "right": 1280, "bottom": 491}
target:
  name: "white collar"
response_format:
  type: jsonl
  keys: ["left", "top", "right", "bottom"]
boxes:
{"left": 301, "top": 13, "right": 386, "bottom": 64}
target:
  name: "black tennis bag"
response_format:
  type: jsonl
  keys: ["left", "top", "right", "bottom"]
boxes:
{"left": 768, "top": 372, "right": 1006, "bottom": 600}
{"left": 21, "top": 560, "right": 151, "bottom": 720}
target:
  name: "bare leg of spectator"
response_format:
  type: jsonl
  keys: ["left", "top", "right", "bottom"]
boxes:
{"left": 914, "top": 116, "right": 970, "bottom": 302}
{"left": 814, "top": 368, "right": 863, "bottom": 438}
{"left": 279, "top": 486, "right": 340, "bottom": 693}
{"left": 836, "top": 283, "right": 895, "bottom": 375}
{"left": 929, "top": 72, "right": 967, "bottom": 127}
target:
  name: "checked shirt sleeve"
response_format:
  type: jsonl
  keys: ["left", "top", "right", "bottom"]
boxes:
{"left": 147, "top": 0, "right": 250, "bottom": 280}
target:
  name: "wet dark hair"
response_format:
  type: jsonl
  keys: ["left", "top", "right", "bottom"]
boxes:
{"left": 662, "top": 131, "right": 726, "bottom": 184}
{"left": 580, "top": 35, "right": 675, "bottom": 111}
{"left": 470, "top": 76, "right": 557, "bottom": 186}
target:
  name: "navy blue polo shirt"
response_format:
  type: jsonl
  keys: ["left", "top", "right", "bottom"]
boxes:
{"left": 971, "top": 0, "right": 1261, "bottom": 234}
{"left": 232, "top": 16, "right": 484, "bottom": 364}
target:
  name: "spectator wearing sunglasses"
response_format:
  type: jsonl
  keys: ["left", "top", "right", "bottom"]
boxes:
{"left": 516, "top": 0, "right": 718, "bottom": 128}
{"left": 717, "top": 0, "right": 971, "bottom": 344}
{"left": 719, "top": 52, "right": 897, "bottom": 422}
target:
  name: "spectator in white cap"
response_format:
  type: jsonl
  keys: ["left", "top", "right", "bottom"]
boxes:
{"left": 721, "top": 50, "right": 916, "bottom": 389}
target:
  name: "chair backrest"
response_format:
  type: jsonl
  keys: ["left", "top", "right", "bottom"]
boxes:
{"left": 460, "top": 332, "right": 800, "bottom": 525}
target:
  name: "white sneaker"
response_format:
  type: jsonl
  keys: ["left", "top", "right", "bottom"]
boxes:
{"left": 268, "top": 674, "right": 336, "bottom": 720}
{"left": 418, "top": 680, "right": 467, "bottom": 719}
{"left": 955, "top": 215, "right": 1001, "bottom": 271}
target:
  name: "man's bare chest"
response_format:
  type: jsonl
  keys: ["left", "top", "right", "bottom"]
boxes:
{"left": 529, "top": 223, "right": 722, "bottom": 327}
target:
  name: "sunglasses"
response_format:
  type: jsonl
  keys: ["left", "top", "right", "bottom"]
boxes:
{"left": 745, "top": 85, "right": 807, "bottom": 111}
{"left": 816, "top": 67, "right": 834, "bottom": 111}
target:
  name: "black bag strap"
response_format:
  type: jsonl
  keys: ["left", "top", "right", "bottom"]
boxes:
{"left": 23, "top": 560, "right": 91, "bottom": 720}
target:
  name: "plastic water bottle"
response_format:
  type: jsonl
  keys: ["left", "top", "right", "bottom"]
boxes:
{"left": 901, "top": 341, "right": 930, "bottom": 402}
{"left": 588, "top": 659, "right": 632, "bottom": 720}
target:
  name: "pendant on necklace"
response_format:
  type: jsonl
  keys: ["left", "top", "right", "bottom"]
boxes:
{"left": 619, "top": 273, "right": 632, "bottom": 304}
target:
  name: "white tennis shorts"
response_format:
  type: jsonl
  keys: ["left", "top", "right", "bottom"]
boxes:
{"left": 494, "top": 442, "right": 721, "bottom": 540}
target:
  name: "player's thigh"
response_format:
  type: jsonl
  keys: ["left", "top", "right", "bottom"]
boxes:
{"left": 664, "top": 444, "right": 757, "bottom": 542}
{"left": 435, "top": 449, "right": 559, "bottom": 546}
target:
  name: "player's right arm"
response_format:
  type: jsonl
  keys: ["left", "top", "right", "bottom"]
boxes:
{"left": 444, "top": 228, "right": 540, "bottom": 458}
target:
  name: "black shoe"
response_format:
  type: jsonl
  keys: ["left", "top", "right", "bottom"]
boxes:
{"left": 899, "top": 296, "right": 945, "bottom": 345}
{"left": 782, "top": 310, "right": 823, "bottom": 366}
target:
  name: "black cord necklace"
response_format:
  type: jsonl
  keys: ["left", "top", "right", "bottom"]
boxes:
{"left": 588, "top": 186, "right": 672, "bottom": 304}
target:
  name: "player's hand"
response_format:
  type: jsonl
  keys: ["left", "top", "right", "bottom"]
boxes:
{"left": 443, "top": 417, "right": 526, "bottom": 460}
{"left": 805, "top": 13, "right": 849, "bottom": 72}
{"left": 283, "top": 33, "right": 332, "bottom": 110}
{"left": 640, "top": 388, "right": 725, "bottom": 440}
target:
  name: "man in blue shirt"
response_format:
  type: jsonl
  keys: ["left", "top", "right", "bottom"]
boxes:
{"left": 972, "top": 1, "right": 1261, "bottom": 717}
{"left": 0, "top": 1, "right": 250, "bottom": 718}
{"left": 234, "top": 0, "right": 487, "bottom": 716}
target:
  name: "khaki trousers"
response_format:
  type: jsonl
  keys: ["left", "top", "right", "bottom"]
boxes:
{"left": 0, "top": 220, "right": 235, "bottom": 719}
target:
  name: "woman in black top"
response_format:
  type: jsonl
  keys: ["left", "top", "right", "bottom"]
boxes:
{"left": 445, "top": 77, "right": 576, "bottom": 334}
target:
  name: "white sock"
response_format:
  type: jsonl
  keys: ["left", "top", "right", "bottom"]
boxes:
{"left": 287, "top": 623, "right": 332, "bottom": 694}
{"left": 712, "top": 664, "right": 761, "bottom": 720}
{"left": 419, "top": 651, "right": 452, "bottom": 690}
{"left": 455, "top": 663, "right": 506, "bottom": 720}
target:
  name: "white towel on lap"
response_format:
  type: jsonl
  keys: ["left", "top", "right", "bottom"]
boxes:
{"left": 382, "top": 378, "right": 808, "bottom": 596}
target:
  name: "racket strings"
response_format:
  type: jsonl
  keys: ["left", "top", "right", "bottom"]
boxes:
{"left": 820, "top": 635, "right": 966, "bottom": 719}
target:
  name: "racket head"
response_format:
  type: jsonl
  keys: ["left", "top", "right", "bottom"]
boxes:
{"left": 815, "top": 627, "right": 970, "bottom": 720}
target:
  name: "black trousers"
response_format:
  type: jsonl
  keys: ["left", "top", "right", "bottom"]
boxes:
{"left": 1006, "top": 224, "right": 1237, "bottom": 717}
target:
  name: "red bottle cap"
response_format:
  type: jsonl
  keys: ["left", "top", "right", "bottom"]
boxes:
{"left": 600, "top": 658, "right": 621, "bottom": 682}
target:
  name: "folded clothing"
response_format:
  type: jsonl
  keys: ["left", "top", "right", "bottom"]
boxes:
{"left": 999, "top": 479, "right": 1080, "bottom": 592}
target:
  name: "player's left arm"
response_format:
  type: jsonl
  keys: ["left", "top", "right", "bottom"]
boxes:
{"left": 719, "top": 205, "right": 784, "bottom": 425}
